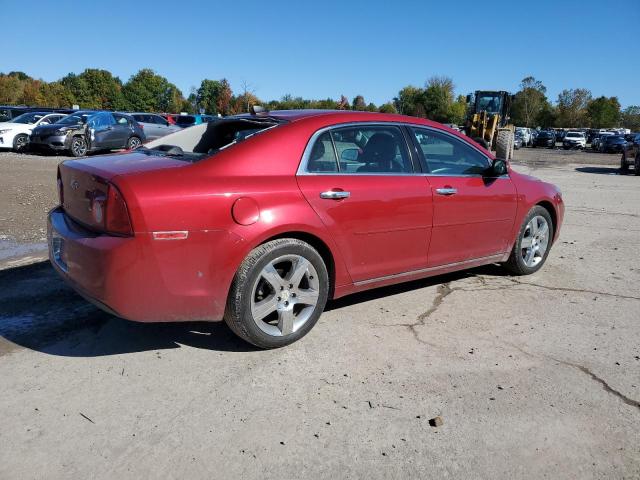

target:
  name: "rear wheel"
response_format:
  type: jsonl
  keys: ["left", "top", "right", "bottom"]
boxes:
{"left": 127, "top": 136, "right": 141, "bottom": 150}
{"left": 503, "top": 206, "right": 554, "bottom": 275}
{"left": 224, "top": 239, "right": 329, "bottom": 348}
{"left": 620, "top": 153, "right": 629, "bottom": 173}
{"left": 13, "top": 134, "right": 29, "bottom": 152}
{"left": 70, "top": 136, "right": 87, "bottom": 157}
{"left": 495, "top": 130, "right": 513, "bottom": 159}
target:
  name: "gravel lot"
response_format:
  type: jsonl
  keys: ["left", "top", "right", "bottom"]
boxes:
{"left": 0, "top": 147, "right": 638, "bottom": 479}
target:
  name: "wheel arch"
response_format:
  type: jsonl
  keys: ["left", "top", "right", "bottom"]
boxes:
{"left": 536, "top": 200, "right": 557, "bottom": 242}
{"left": 257, "top": 231, "right": 337, "bottom": 299}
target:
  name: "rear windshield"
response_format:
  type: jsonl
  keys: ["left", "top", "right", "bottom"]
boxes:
{"left": 140, "top": 117, "right": 284, "bottom": 161}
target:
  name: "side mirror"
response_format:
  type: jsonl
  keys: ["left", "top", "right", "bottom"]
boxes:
{"left": 340, "top": 148, "right": 359, "bottom": 162}
{"left": 487, "top": 158, "right": 508, "bottom": 176}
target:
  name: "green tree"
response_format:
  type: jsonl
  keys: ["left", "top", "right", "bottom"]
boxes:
{"left": 621, "top": 106, "right": 640, "bottom": 131}
{"left": 449, "top": 95, "right": 467, "bottom": 125}
{"left": 0, "top": 73, "right": 25, "bottom": 104}
{"left": 61, "top": 69, "right": 125, "bottom": 110}
{"left": 394, "top": 86, "right": 423, "bottom": 116}
{"left": 122, "top": 69, "right": 184, "bottom": 112}
{"left": 586, "top": 96, "right": 621, "bottom": 128}
{"left": 378, "top": 102, "right": 398, "bottom": 114}
{"left": 511, "top": 76, "right": 549, "bottom": 127}
{"left": 422, "top": 76, "right": 455, "bottom": 123}
{"left": 352, "top": 95, "right": 366, "bottom": 111}
{"left": 537, "top": 103, "right": 558, "bottom": 129}
{"left": 196, "top": 79, "right": 222, "bottom": 114}
{"left": 556, "top": 88, "right": 592, "bottom": 127}
{"left": 215, "top": 79, "right": 233, "bottom": 116}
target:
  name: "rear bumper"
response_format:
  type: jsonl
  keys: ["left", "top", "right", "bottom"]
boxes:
{"left": 48, "top": 207, "right": 241, "bottom": 322}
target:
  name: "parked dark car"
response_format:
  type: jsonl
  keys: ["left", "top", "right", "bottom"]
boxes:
{"left": 513, "top": 134, "right": 523, "bottom": 150}
{"left": 532, "top": 130, "right": 556, "bottom": 148}
{"left": 600, "top": 135, "right": 627, "bottom": 154}
{"left": 620, "top": 133, "right": 640, "bottom": 175}
{"left": 30, "top": 111, "right": 145, "bottom": 157}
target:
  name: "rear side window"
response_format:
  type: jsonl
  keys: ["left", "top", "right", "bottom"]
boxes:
{"left": 307, "top": 132, "right": 338, "bottom": 172}
{"left": 411, "top": 127, "right": 490, "bottom": 175}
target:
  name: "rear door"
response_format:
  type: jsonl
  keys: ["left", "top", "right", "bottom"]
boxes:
{"left": 409, "top": 127, "right": 517, "bottom": 267}
{"left": 88, "top": 112, "right": 118, "bottom": 149}
{"left": 297, "top": 124, "right": 433, "bottom": 283}
{"left": 112, "top": 114, "right": 135, "bottom": 147}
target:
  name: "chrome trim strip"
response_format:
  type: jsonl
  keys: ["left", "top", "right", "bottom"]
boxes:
{"left": 353, "top": 254, "right": 505, "bottom": 286}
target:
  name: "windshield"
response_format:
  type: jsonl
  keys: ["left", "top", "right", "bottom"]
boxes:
{"left": 566, "top": 132, "right": 582, "bottom": 138}
{"left": 538, "top": 131, "right": 553, "bottom": 138}
{"left": 141, "top": 117, "right": 283, "bottom": 161}
{"left": 175, "top": 116, "right": 195, "bottom": 126}
{"left": 9, "top": 112, "right": 47, "bottom": 124}
{"left": 476, "top": 93, "right": 503, "bottom": 114}
{"left": 57, "top": 113, "right": 91, "bottom": 126}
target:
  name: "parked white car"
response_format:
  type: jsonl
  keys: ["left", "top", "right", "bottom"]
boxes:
{"left": 515, "top": 127, "right": 533, "bottom": 146}
{"left": 562, "top": 131, "right": 587, "bottom": 150}
{"left": 0, "top": 111, "right": 68, "bottom": 151}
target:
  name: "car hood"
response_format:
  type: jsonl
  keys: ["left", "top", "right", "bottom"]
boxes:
{"left": 62, "top": 151, "right": 192, "bottom": 180}
{"left": 0, "top": 122, "right": 32, "bottom": 131}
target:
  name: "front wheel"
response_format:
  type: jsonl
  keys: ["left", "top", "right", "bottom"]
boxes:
{"left": 503, "top": 206, "right": 554, "bottom": 275}
{"left": 70, "top": 136, "right": 87, "bottom": 157}
{"left": 224, "top": 238, "right": 329, "bottom": 348}
{"left": 635, "top": 155, "right": 640, "bottom": 176}
{"left": 13, "top": 133, "right": 29, "bottom": 152}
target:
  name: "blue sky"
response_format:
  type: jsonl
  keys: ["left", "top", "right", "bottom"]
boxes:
{"left": 3, "top": 0, "right": 639, "bottom": 107}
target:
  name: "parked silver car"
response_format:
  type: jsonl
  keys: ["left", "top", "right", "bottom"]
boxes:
{"left": 128, "top": 113, "right": 181, "bottom": 140}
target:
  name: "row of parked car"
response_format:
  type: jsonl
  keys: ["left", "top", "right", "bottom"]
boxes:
{"left": 0, "top": 105, "right": 219, "bottom": 157}
{"left": 513, "top": 126, "right": 637, "bottom": 154}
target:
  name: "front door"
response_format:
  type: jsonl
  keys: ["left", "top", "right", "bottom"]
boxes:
{"left": 297, "top": 125, "right": 432, "bottom": 283}
{"left": 408, "top": 126, "right": 517, "bottom": 266}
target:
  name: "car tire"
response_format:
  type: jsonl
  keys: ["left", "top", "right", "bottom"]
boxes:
{"left": 620, "top": 153, "right": 629, "bottom": 173}
{"left": 635, "top": 155, "right": 640, "bottom": 177}
{"left": 495, "top": 130, "right": 513, "bottom": 159}
{"left": 127, "top": 136, "right": 142, "bottom": 150}
{"left": 13, "top": 134, "right": 29, "bottom": 152}
{"left": 503, "top": 206, "right": 554, "bottom": 276}
{"left": 69, "top": 136, "right": 87, "bottom": 157}
{"left": 224, "top": 238, "right": 329, "bottom": 349}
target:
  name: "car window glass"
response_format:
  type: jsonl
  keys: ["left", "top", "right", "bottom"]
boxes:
{"left": 89, "top": 112, "right": 116, "bottom": 130}
{"left": 411, "top": 127, "right": 490, "bottom": 175}
{"left": 307, "top": 132, "right": 338, "bottom": 173}
{"left": 152, "top": 115, "right": 166, "bottom": 125}
{"left": 113, "top": 114, "right": 129, "bottom": 125}
{"left": 329, "top": 126, "right": 412, "bottom": 173}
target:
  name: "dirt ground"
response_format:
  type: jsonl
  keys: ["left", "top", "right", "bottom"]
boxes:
{"left": 0, "top": 147, "right": 638, "bottom": 479}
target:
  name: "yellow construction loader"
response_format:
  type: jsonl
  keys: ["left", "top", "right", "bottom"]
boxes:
{"left": 464, "top": 90, "right": 515, "bottom": 160}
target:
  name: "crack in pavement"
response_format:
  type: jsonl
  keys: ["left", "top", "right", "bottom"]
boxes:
{"left": 504, "top": 277, "right": 640, "bottom": 301}
{"left": 503, "top": 341, "right": 640, "bottom": 411}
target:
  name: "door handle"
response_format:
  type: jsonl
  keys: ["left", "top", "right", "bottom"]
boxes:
{"left": 320, "top": 190, "right": 350, "bottom": 200}
{"left": 435, "top": 187, "right": 458, "bottom": 196}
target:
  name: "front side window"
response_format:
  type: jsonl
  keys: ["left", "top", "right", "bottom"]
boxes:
{"left": 411, "top": 127, "right": 490, "bottom": 175}
{"left": 88, "top": 113, "right": 115, "bottom": 130}
{"left": 113, "top": 114, "right": 130, "bottom": 125}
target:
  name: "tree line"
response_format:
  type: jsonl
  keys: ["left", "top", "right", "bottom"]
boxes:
{"left": 1, "top": 70, "right": 638, "bottom": 130}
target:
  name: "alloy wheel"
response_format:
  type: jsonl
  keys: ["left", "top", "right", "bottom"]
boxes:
{"left": 72, "top": 137, "right": 87, "bottom": 156}
{"left": 250, "top": 254, "right": 320, "bottom": 337}
{"left": 15, "top": 135, "right": 28, "bottom": 151}
{"left": 128, "top": 137, "right": 141, "bottom": 149}
{"left": 520, "top": 215, "right": 550, "bottom": 268}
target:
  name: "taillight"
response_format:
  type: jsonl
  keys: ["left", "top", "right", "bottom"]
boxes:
{"left": 56, "top": 168, "right": 64, "bottom": 206}
{"left": 105, "top": 183, "right": 133, "bottom": 236}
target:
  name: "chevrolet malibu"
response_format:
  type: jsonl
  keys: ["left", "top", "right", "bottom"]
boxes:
{"left": 48, "top": 110, "right": 564, "bottom": 348}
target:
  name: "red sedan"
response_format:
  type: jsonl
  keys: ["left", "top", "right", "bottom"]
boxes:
{"left": 48, "top": 110, "right": 564, "bottom": 348}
